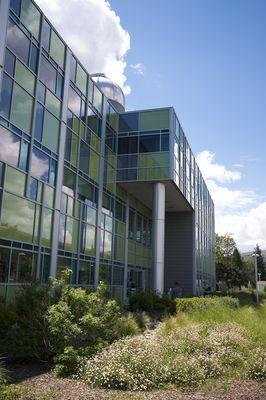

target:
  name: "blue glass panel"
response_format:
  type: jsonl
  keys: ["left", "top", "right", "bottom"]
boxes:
{"left": 4, "top": 49, "right": 16, "bottom": 76}
{"left": 29, "top": 177, "right": 38, "bottom": 201}
{"left": 49, "top": 158, "right": 57, "bottom": 186}
{"left": 0, "top": 74, "right": 13, "bottom": 119}
{"left": 29, "top": 43, "right": 39, "bottom": 74}
{"left": 39, "top": 55, "right": 56, "bottom": 92}
{"left": 37, "top": 82, "right": 45, "bottom": 103}
{"left": 19, "top": 140, "right": 29, "bottom": 171}
{"left": 42, "top": 19, "right": 51, "bottom": 52}
{"left": 31, "top": 147, "right": 49, "bottom": 182}
{"left": 6, "top": 19, "right": 30, "bottom": 64}
{"left": 68, "top": 87, "right": 81, "bottom": 116}
{"left": 56, "top": 73, "right": 63, "bottom": 99}
{"left": 34, "top": 103, "right": 44, "bottom": 141}
{"left": 10, "top": 0, "right": 21, "bottom": 16}
{"left": 161, "top": 133, "right": 169, "bottom": 151}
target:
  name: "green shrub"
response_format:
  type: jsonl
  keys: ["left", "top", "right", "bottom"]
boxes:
{"left": 0, "top": 358, "right": 7, "bottom": 387}
{"left": 175, "top": 296, "right": 239, "bottom": 314}
{"left": 129, "top": 290, "right": 175, "bottom": 317}
{"left": 0, "top": 385, "right": 20, "bottom": 400}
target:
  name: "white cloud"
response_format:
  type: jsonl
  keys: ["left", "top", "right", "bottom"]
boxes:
{"left": 196, "top": 150, "right": 241, "bottom": 183}
{"left": 196, "top": 150, "right": 265, "bottom": 252}
{"left": 131, "top": 63, "right": 145, "bottom": 75}
{"left": 232, "top": 163, "right": 244, "bottom": 168}
{"left": 36, "top": 0, "right": 131, "bottom": 94}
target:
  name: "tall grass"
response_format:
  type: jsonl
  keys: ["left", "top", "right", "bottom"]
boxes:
{"left": 174, "top": 302, "right": 266, "bottom": 348}
{"left": 0, "top": 358, "right": 7, "bottom": 386}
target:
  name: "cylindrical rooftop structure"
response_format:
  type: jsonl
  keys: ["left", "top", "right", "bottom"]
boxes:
{"left": 91, "top": 73, "right": 125, "bottom": 112}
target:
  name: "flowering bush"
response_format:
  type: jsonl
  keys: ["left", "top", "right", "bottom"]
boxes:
{"left": 80, "top": 322, "right": 264, "bottom": 391}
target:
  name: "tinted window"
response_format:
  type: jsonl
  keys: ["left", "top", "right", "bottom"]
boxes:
{"left": 39, "top": 55, "right": 57, "bottom": 92}
{"left": 29, "top": 43, "right": 39, "bottom": 74}
{"left": 0, "top": 125, "right": 20, "bottom": 166}
{"left": 68, "top": 87, "right": 81, "bottom": 116}
{"left": 10, "top": 0, "right": 21, "bottom": 16}
{"left": 0, "top": 74, "right": 13, "bottom": 119}
{"left": 42, "top": 19, "right": 51, "bottom": 52}
{"left": 79, "top": 141, "right": 90, "bottom": 175}
{"left": 161, "top": 133, "right": 169, "bottom": 151}
{"left": 139, "top": 135, "right": 160, "bottom": 153}
{"left": 4, "top": 49, "right": 16, "bottom": 76}
{"left": 119, "top": 112, "right": 139, "bottom": 132}
{"left": 31, "top": 147, "right": 49, "bottom": 182}
{"left": 34, "top": 103, "right": 44, "bottom": 141}
{"left": 118, "top": 136, "right": 138, "bottom": 154}
{"left": 117, "top": 154, "right": 137, "bottom": 169}
{"left": 6, "top": 19, "right": 30, "bottom": 64}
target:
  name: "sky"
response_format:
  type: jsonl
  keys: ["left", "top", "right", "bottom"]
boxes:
{"left": 36, "top": 0, "right": 266, "bottom": 252}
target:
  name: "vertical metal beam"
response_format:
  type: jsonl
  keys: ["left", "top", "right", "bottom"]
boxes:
{"left": 49, "top": 47, "right": 71, "bottom": 277}
{"left": 123, "top": 195, "right": 129, "bottom": 302}
{"left": 94, "top": 97, "right": 107, "bottom": 288}
{"left": 152, "top": 182, "right": 165, "bottom": 294}
{"left": 168, "top": 107, "right": 175, "bottom": 180}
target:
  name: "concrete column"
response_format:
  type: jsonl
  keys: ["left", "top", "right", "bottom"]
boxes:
{"left": 152, "top": 182, "right": 165, "bottom": 294}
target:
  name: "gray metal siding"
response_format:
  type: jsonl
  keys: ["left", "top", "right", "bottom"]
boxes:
{"left": 164, "top": 211, "right": 195, "bottom": 296}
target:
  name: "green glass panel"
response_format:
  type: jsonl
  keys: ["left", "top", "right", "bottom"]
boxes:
{"left": 89, "top": 150, "right": 100, "bottom": 183}
{"left": 50, "top": 30, "right": 65, "bottom": 69}
{"left": 107, "top": 149, "right": 116, "bottom": 168}
{"left": 11, "top": 84, "right": 34, "bottom": 133}
{"left": 139, "top": 152, "right": 169, "bottom": 168}
{"left": 37, "top": 182, "right": 43, "bottom": 203}
{"left": 90, "top": 133, "right": 101, "bottom": 153}
{"left": 45, "top": 185, "right": 54, "bottom": 208}
{"left": 33, "top": 205, "right": 40, "bottom": 243}
{"left": 106, "top": 164, "right": 116, "bottom": 194}
{"left": 42, "top": 208, "right": 53, "bottom": 246}
{"left": 72, "top": 116, "right": 79, "bottom": 134}
{"left": 42, "top": 111, "right": 60, "bottom": 152}
{"left": 86, "top": 207, "right": 96, "bottom": 225}
{"left": 103, "top": 231, "right": 112, "bottom": 259}
{"left": 5, "top": 166, "right": 26, "bottom": 196}
{"left": 76, "top": 64, "right": 87, "bottom": 95}
{"left": 109, "top": 107, "right": 118, "bottom": 131}
{"left": 75, "top": 200, "right": 81, "bottom": 219}
{"left": 67, "top": 196, "right": 74, "bottom": 216}
{"left": 15, "top": 60, "right": 36, "bottom": 95}
{"left": 93, "top": 85, "right": 102, "bottom": 114}
{"left": 70, "top": 133, "right": 78, "bottom": 167}
{"left": 21, "top": 0, "right": 41, "bottom": 40}
{"left": 0, "top": 192, "right": 35, "bottom": 242}
{"left": 115, "top": 221, "right": 125, "bottom": 236}
{"left": 140, "top": 109, "right": 169, "bottom": 131}
{"left": 45, "top": 90, "right": 61, "bottom": 118}
{"left": 65, "top": 217, "right": 78, "bottom": 252}
{"left": 138, "top": 167, "right": 168, "bottom": 181}
{"left": 85, "top": 224, "right": 95, "bottom": 255}
{"left": 80, "top": 122, "right": 86, "bottom": 140}
{"left": 115, "top": 236, "right": 125, "bottom": 262}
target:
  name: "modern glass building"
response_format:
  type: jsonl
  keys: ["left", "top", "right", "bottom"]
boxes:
{"left": 0, "top": 0, "right": 215, "bottom": 301}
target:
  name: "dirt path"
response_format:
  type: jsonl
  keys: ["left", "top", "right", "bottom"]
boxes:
{"left": 7, "top": 364, "right": 266, "bottom": 400}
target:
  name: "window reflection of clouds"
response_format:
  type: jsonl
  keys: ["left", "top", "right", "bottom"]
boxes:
{"left": 31, "top": 147, "right": 49, "bottom": 182}
{"left": 0, "top": 126, "right": 20, "bottom": 166}
{"left": 0, "top": 192, "right": 36, "bottom": 242}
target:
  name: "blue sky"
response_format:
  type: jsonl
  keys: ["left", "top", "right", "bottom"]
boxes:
{"left": 36, "top": 0, "right": 266, "bottom": 250}
{"left": 110, "top": 0, "right": 266, "bottom": 250}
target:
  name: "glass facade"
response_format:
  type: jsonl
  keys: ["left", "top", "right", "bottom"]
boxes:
{"left": 0, "top": 0, "right": 214, "bottom": 301}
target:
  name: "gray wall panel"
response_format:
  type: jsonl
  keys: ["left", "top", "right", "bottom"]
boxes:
{"left": 164, "top": 211, "right": 195, "bottom": 296}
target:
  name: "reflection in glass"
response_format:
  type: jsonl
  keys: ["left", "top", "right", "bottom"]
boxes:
{"left": 9, "top": 251, "right": 36, "bottom": 283}
{"left": 6, "top": 19, "right": 30, "bottom": 64}
{"left": 31, "top": 147, "right": 49, "bottom": 182}
{"left": 0, "top": 125, "right": 20, "bottom": 167}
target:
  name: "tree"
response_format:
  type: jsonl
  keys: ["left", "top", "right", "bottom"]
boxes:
{"left": 215, "top": 234, "right": 249, "bottom": 289}
{"left": 254, "top": 244, "right": 266, "bottom": 280}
